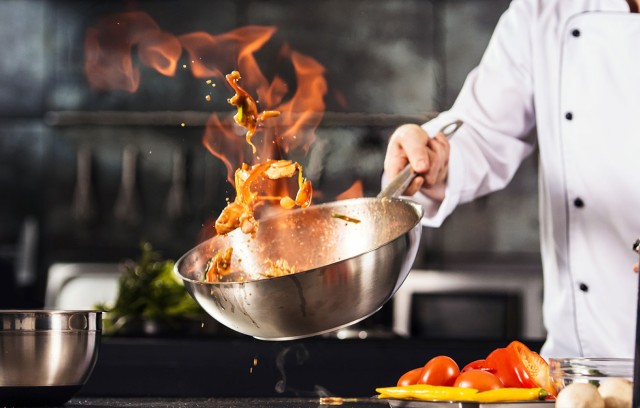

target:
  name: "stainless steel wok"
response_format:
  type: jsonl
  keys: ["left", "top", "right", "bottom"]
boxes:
{"left": 174, "top": 120, "right": 461, "bottom": 340}
{"left": 175, "top": 197, "right": 423, "bottom": 340}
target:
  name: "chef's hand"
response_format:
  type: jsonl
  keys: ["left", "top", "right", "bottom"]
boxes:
{"left": 634, "top": 263, "right": 638, "bottom": 273}
{"left": 384, "top": 124, "right": 451, "bottom": 201}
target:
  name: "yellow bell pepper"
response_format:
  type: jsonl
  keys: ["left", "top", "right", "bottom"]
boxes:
{"left": 473, "top": 387, "right": 548, "bottom": 402}
{"left": 376, "top": 385, "right": 549, "bottom": 403}
{"left": 376, "top": 384, "right": 479, "bottom": 401}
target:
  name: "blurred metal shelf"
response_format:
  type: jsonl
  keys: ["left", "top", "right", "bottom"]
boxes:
{"left": 44, "top": 110, "right": 437, "bottom": 128}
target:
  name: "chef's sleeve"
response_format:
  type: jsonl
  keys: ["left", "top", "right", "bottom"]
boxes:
{"left": 410, "top": 0, "right": 539, "bottom": 227}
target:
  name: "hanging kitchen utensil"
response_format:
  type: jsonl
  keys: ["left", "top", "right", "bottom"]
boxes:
{"left": 72, "top": 145, "right": 96, "bottom": 224}
{"left": 113, "top": 144, "right": 141, "bottom": 226}
{"left": 166, "top": 147, "right": 188, "bottom": 220}
{"left": 175, "top": 120, "right": 463, "bottom": 340}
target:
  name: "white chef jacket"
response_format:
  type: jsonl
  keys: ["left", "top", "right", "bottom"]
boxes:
{"left": 407, "top": 0, "right": 640, "bottom": 358}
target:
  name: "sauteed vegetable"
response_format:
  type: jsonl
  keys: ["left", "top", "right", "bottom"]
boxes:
{"left": 215, "top": 71, "right": 313, "bottom": 238}
{"left": 202, "top": 251, "right": 296, "bottom": 283}
{"left": 225, "top": 70, "right": 280, "bottom": 154}
{"left": 206, "top": 71, "right": 315, "bottom": 282}
{"left": 214, "top": 159, "right": 312, "bottom": 236}
{"left": 203, "top": 247, "right": 233, "bottom": 282}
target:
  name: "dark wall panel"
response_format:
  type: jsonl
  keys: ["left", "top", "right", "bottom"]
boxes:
{"left": 0, "top": 0, "right": 534, "bottom": 309}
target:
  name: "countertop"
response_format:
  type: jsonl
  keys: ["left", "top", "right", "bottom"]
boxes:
{"left": 64, "top": 397, "right": 388, "bottom": 407}
{"left": 0, "top": 337, "right": 550, "bottom": 408}
{"left": 63, "top": 397, "right": 554, "bottom": 408}
{"left": 7, "top": 338, "right": 551, "bottom": 407}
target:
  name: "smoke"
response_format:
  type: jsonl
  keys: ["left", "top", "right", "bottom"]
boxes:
{"left": 274, "top": 343, "right": 309, "bottom": 393}
{"left": 273, "top": 343, "right": 339, "bottom": 398}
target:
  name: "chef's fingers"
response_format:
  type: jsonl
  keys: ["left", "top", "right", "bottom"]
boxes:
{"left": 402, "top": 175, "right": 425, "bottom": 196}
{"left": 423, "top": 132, "right": 451, "bottom": 187}
{"left": 634, "top": 262, "right": 638, "bottom": 273}
{"left": 384, "top": 124, "right": 431, "bottom": 179}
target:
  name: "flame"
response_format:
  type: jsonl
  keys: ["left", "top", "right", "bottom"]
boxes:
{"left": 201, "top": 115, "right": 237, "bottom": 184}
{"left": 84, "top": 11, "right": 181, "bottom": 92}
{"left": 275, "top": 47, "right": 327, "bottom": 154}
{"left": 178, "top": 26, "right": 276, "bottom": 84}
{"left": 137, "top": 32, "right": 182, "bottom": 77}
{"left": 84, "top": 11, "right": 329, "bottom": 213}
{"left": 193, "top": 37, "right": 327, "bottom": 185}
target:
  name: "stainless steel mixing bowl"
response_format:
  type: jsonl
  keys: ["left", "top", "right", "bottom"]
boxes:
{"left": 0, "top": 310, "right": 102, "bottom": 406}
{"left": 175, "top": 197, "right": 423, "bottom": 340}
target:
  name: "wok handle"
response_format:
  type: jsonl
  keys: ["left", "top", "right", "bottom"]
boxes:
{"left": 377, "top": 119, "right": 463, "bottom": 199}
{"left": 633, "top": 239, "right": 640, "bottom": 407}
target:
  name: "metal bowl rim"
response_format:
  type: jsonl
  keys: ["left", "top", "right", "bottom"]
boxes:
{"left": 549, "top": 357, "right": 634, "bottom": 362}
{"left": 0, "top": 310, "right": 103, "bottom": 332}
{"left": 174, "top": 197, "right": 424, "bottom": 287}
{"left": 0, "top": 310, "right": 104, "bottom": 315}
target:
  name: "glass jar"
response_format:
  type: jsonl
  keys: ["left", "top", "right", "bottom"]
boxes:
{"left": 549, "top": 357, "right": 634, "bottom": 392}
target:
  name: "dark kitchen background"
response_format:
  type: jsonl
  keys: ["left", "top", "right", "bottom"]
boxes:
{"left": 0, "top": 0, "right": 540, "bottom": 338}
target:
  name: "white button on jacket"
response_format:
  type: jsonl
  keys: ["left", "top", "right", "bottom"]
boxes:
{"left": 407, "top": 0, "right": 640, "bottom": 358}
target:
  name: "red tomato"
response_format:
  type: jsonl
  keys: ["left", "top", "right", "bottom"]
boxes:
{"left": 507, "top": 341, "right": 556, "bottom": 396}
{"left": 417, "top": 356, "right": 460, "bottom": 386}
{"left": 461, "top": 359, "right": 494, "bottom": 373}
{"left": 453, "top": 369, "right": 504, "bottom": 391}
{"left": 485, "top": 341, "right": 556, "bottom": 396}
{"left": 485, "top": 347, "right": 524, "bottom": 388}
{"left": 396, "top": 367, "right": 422, "bottom": 386}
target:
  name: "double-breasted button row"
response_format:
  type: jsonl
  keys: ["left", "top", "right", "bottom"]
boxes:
{"left": 565, "top": 29, "right": 580, "bottom": 120}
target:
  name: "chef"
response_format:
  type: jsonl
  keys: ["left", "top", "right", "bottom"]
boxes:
{"left": 383, "top": 0, "right": 640, "bottom": 359}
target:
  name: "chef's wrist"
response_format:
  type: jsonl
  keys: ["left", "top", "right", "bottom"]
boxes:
{"left": 420, "top": 180, "right": 447, "bottom": 202}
